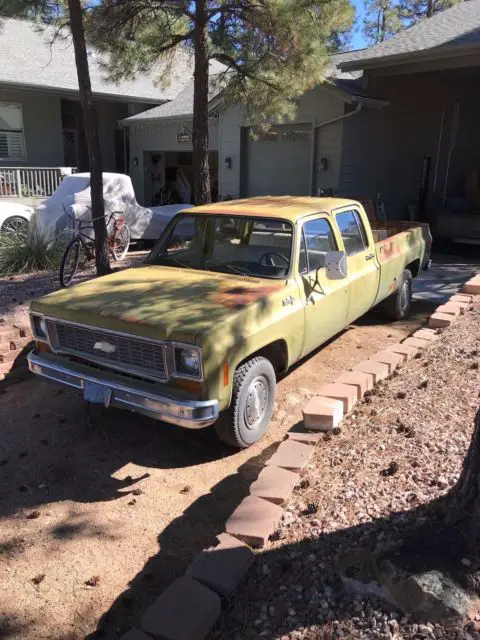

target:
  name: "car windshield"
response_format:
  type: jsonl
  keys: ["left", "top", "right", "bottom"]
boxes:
{"left": 148, "top": 214, "right": 293, "bottom": 279}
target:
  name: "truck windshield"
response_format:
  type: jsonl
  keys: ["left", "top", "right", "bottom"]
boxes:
{"left": 148, "top": 214, "right": 293, "bottom": 279}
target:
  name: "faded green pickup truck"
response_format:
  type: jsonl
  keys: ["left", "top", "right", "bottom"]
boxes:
{"left": 28, "top": 197, "right": 431, "bottom": 448}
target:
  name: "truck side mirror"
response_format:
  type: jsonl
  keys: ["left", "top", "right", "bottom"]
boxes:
{"left": 325, "top": 251, "right": 347, "bottom": 280}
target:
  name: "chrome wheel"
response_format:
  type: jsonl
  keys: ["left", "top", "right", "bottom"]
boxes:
{"left": 399, "top": 278, "right": 411, "bottom": 313}
{"left": 244, "top": 375, "right": 268, "bottom": 430}
{"left": 2, "top": 216, "right": 28, "bottom": 235}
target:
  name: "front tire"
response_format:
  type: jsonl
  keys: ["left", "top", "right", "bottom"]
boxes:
{"left": 60, "top": 239, "right": 81, "bottom": 288}
{"left": 214, "top": 356, "right": 276, "bottom": 449}
{"left": 381, "top": 268, "right": 413, "bottom": 320}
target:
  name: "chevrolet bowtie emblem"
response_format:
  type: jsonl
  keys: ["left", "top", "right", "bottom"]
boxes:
{"left": 93, "top": 341, "right": 116, "bottom": 354}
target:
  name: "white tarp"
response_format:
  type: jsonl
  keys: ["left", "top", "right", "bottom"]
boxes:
{"left": 35, "top": 172, "right": 192, "bottom": 240}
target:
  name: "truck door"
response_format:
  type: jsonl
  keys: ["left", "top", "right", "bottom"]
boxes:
{"left": 334, "top": 208, "right": 380, "bottom": 323}
{"left": 298, "top": 215, "right": 350, "bottom": 358}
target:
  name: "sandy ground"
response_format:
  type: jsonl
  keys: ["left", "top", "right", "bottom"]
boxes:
{"left": 212, "top": 303, "right": 480, "bottom": 640}
{"left": 0, "top": 291, "right": 434, "bottom": 640}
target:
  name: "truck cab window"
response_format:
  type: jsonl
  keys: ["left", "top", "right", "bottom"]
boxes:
{"left": 335, "top": 210, "right": 368, "bottom": 256}
{"left": 301, "top": 217, "right": 337, "bottom": 272}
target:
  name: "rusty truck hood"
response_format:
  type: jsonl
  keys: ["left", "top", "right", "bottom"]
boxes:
{"left": 30, "top": 265, "right": 284, "bottom": 345}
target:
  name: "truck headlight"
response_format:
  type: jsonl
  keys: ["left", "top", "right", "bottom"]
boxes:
{"left": 31, "top": 314, "right": 48, "bottom": 341}
{"left": 174, "top": 346, "right": 201, "bottom": 378}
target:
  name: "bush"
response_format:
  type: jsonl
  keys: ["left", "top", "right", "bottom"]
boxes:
{"left": 0, "top": 218, "right": 63, "bottom": 276}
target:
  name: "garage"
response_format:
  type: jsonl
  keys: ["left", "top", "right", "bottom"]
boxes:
{"left": 241, "top": 123, "right": 313, "bottom": 197}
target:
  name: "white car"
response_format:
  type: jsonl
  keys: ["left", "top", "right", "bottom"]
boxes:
{"left": 0, "top": 202, "right": 33, "bottom": 234}
{"left": 35, "top": 172, "right": 192, "bottom": 241}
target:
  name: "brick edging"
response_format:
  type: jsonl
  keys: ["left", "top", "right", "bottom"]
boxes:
{"left": 0, "top": 323, "right": 33, "bottom": 384}
{"left": 117, "top": 278, "right": 479, "bottom": 640}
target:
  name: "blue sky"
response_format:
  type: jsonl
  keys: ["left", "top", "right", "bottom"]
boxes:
{"left": 350, "top": 0, "right": 368, "bottom": 50}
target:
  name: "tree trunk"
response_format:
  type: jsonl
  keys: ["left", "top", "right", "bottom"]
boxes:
{"left": 446, "top": 408, "right": 480, "bottom": 543}
{"left": 192, "top": 0, "right": 211, "bottom": 205}
{"left": 426, "top": 0, "right": 434, "bottom": 17}
{"left": 67, "top": 0, "right": 110, "bottom": 276}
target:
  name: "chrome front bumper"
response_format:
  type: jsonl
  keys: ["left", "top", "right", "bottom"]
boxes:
{"left": 27, "top": 351, "right": 219, "bottom": 429}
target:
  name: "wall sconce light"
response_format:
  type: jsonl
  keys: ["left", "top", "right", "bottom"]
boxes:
{"left": 132, "top": 157, "right": 139, "bottom": 167}
{"left": 225, "top": 156, "right": 232, "bottom": 170}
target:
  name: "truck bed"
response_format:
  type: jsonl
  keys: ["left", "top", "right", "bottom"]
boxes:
{"left": 371, "top": 221, "right": 432, "bottom": 306}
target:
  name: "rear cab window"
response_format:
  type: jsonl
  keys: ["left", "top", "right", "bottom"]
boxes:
{"left": 299, "top": 217, "right": 338, "bottom": 273}
{"left": 335, "top": 210, "right": 369, "bottom": 256}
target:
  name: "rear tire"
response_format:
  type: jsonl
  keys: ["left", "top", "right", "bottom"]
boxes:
{"left": 214, "top": 356, "right": 276, "bottom": 449}
{"left": 381, "top": 268, "right": 413, "bottom": 320}
{"left": 112, "top": 224, "right": 131, "bottom": 261}
{"left": 60, "top": 239, "right": 81, "bottom": 288}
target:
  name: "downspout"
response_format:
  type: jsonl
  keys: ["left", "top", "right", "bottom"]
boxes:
{"left": 310, "top": 102, "right": 363, "bottom": 196}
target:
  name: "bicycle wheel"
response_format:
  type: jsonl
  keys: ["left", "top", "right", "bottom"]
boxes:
{"left": 60, "top": 239, "right": 91, "bottom": 287}
{"left": 112, "top": 224, "right": 131, "bottom": 261}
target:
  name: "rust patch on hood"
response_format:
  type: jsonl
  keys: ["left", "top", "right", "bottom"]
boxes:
{"left": 213, "top": 284, "right": 282, "bottom": 309}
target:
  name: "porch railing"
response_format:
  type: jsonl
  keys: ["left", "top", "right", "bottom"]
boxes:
{"left": 0, "top": 166, "right": 76, "bottom": 199}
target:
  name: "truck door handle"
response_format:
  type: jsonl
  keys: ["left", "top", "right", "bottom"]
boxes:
{"left": 365, "top": 253, "right": 375, "bottom": 261}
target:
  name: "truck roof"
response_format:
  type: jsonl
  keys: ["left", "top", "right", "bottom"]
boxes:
{"left": 182, "top": 196, "right": 361, "bottom": 222}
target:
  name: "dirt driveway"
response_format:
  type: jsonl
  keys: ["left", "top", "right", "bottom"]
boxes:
{"left": 0, "top": 300, "right": 434, "bottom": 640}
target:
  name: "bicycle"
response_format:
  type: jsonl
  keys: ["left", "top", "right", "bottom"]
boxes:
{"left": 59, "top": 209, "right": 131, "bottom": 288}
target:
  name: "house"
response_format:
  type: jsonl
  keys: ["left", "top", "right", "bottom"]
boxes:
{"left": 123, "top": 55, "right": 388, "bottom": 206}
{"left": 0, "top": 17, "right": 191, "bottom": 200}
{"left": 124, "top": 0, "right": 480, "bottom": 243}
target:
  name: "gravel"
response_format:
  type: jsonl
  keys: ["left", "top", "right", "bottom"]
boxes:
{"left": 0, "top": 251, "right": 147, "bottom": 327}
{"left": 211, "top": 303, "right": 480, "bottom": 640}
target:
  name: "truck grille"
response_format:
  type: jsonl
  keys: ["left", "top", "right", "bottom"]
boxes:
{"left": 46, "top": 320, "right": 168, "bottom": 380}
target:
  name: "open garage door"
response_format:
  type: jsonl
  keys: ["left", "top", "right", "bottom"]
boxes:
{"left": 241, "top": 124, "right": 312, "bottom": 197}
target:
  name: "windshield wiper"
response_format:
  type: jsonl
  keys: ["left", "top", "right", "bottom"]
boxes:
{"left": 163, "top": 255, "right": 190, "bottom": 268}
{"left": 205, "top": 262, "right": 252, "bottom": 276}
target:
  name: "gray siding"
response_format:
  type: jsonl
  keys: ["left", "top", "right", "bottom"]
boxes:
{"left": 218, "top": 86, "right": 346, "bottom": 199}
{"left": 339, "top": 71, "right": 480, "bottom": 217}
{"left": 0, "top": 87, "right": 63, "bottom": 166}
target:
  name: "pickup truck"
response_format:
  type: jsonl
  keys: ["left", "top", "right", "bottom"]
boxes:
{"left": 34, "top": 172, "right": 192, "bottom": 241}
{"left": 28, "top": 197, "right": 431, "bottom": 448}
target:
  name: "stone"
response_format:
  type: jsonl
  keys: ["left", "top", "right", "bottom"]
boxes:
{"left": 302, "top": 395, "right": 343, "bottom": 431}
{"left": 337, "top": 371, "right": 374, "bottom": 395}
{"left": 371, "top": 350, "right": 404, "bottom": 373}
{"left": 186, "top": 533, "right": 255, "bottom": 597}
{"left": 225, "top": 495, "right": 283, "bottom": 547}
{"left": 287, "top": 431, "right": 322, "bottom": 444}
{"left": 352, "top": 360, "right": 389, "bottom": 383}
{"left": 317, "top": 382, "right": 358, "bottom": 413}
{"left": 13, "top": 323, "right": 33, "bottom": 338}
{"left": 250, "top": 466, "right": 299, "bottom": 505}
{"left": 463, "top": 279, "right": 480, "bottom": 295}
{"left": 141, "top": 576, "right": 221, "bottom": 640}
{"left": 429, "top": 313, "right": 454, "bottom": 329}
{"left": 386, "top": 343, "right": 419, "bottom": 360}
{"left": 119, "top": 631, "right": 152, "bottom": 640}
{"left": 402, "top": 337, "right": 431, "bottom": 349}
{"left": 0, "top": 327, "right": 20, "bottom": 344}
{"left": 435, "top": 304, "right": 461, "bottom": 318}
{"left": 451, "top": 294, "right": 473, "bottom": 304}
{"left": 413, "top": 329, "right": 439, "bottom": 341}
{"left": 266, "top": 439, "right": 314, "bottom": 472}
{"left": 447, "top": 301, "right": 471, "bottom": 314}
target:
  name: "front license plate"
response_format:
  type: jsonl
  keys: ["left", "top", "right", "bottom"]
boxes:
{"left": 83, "top": 381, "right": 112, "bottom": 407}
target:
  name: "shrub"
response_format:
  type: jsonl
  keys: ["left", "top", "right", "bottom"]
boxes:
{"left": 0, "top": 218, "right": 63, "bottom": 276}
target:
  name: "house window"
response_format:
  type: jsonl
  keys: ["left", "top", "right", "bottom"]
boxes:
{"left": 0, "top": 103, "right": 26, "bottom": 161}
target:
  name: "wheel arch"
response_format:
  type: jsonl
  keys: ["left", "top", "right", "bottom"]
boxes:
{"left": 406, "top": 259, "right": 420, "bottom": 278}
{"left": 235, "top": 339, "right": 289, "bottom": 376}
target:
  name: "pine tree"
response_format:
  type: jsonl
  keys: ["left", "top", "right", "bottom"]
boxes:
{"left": 398, "top": 0, "right": 462, "bottom": 26}
{"left": 363, "top": 0, "right": 402, "bottom": 44}
{"left": 0, "top": 0, "right": 111, "bottom": 276}
{"left": 88, "top": 0, "right": 355, "bottom": 205}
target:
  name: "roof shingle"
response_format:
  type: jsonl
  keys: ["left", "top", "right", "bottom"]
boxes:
{"left": 341, "top": 0, "right": 480, "bottom": 70}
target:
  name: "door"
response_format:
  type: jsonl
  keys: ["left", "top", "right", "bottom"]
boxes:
{"left": 298, "top": 216, "right": 350, "bottom": 358}
{"left": 242, "top": 124, "right": 312, "bottom": 196}
{"left": 334, "top": 208, "right": 380, "bottom": 323}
